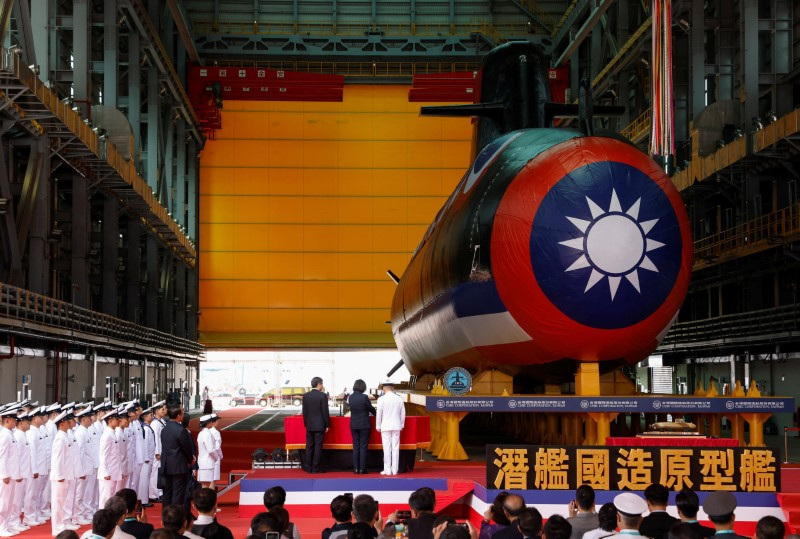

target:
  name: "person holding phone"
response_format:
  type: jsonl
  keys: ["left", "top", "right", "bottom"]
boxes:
{"left": 567, "top": 485, "right": 598, "bottom": 539}
{"left": 322, "top": 495, "right": 354, "bottom": 539}
{"left": 348, "top": 380, "right": 376, "bottom": 474}
{"left": 117, "top": 488, "right": 153, "bottom": 539}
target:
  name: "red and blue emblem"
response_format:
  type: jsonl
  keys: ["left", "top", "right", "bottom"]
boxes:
{"left": 492, "top": 136, "right": 693, "bottom": 362}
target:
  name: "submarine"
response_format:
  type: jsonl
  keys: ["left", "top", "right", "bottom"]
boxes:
{"left": 389, "top": 42, "right": 693, "bottom": 383}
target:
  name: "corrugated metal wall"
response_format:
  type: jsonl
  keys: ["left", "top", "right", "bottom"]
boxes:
{"left": 198, "top": 85, "right": 471, "bottom": 346}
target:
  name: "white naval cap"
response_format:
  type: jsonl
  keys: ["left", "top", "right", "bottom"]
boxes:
{"left": 1, "top": 406, "right": 20, "bottom": 418}
{"left": 154, "top": 400, "right": 166, "bottom": 408}
{"left": 613, "top": 492, "right": 648, "bottom": 516}
{"left": 46, "top": 403, "right": 61, "bottom": 413}
{"left": 53, "top": 410, "right": 72, "bottom": 424}
{"left": 76, "top": 406, "right": 93, "bottom": 418}
{"left": 199, "top": 414, "right": 213, "bottom": 425}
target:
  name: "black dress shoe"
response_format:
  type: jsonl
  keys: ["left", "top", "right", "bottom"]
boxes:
{"left": 358, "top": 470, "right": 368, "bottom": 474}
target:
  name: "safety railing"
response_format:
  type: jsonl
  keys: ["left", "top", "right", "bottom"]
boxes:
{"left": 207, "top": 59, "right": 481, "bottom": 78}
{"left": 190, "top": 19, "right": 531, "bottom": 38}
{"left": 659, "top": 304, "right": 799, "bottom": 350}
{"left": 620, "top": 109, "right": 651, "bottom": 143}
{"left": 0, "top": 283, "right": 203, "bottom": 360}
{"left": 517, "top": 0, "right": 557, "bottom": 30}
{"left": 693, "top": 203, "right": 800, "bottom": 268}
{"left": 551, "top": 0, "right": 579, "bottom": 37}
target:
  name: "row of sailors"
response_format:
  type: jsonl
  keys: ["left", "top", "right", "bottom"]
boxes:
{"left": 0, "top": 398, "right": 220, "bottom": 538}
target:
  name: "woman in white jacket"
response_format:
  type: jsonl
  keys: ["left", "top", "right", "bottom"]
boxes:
{"left": 196, "top": 415, "right": 218, "bottom": 488}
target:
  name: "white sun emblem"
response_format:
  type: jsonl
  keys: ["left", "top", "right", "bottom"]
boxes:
{"left": 559, "top": 189, "right": 665, "bottom": 300}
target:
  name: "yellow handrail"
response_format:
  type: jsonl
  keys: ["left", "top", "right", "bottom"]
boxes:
{"left": 620, "top": 109, "right": 651, "bottom": 143}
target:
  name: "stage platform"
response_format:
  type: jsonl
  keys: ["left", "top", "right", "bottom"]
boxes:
{"left": 237, "top": 461, "right": 788, "bottom": 535}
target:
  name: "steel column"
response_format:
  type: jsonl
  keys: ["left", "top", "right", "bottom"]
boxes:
{"left": 145, "top": 235, "right": 158, "bottom": 328}
{"left": 160, "top": 256, "right": 173, "bottom": 333}
{"left": 71, "top": 173, "right": 89, "bottom": 308}
{"left": 146, "top": 65, "right": 159, "bottom": 190}
{"left": 0, "top": 140, "right": 22, "bottom": 285}
{"left": 12, "top": 0, "right": 36, "bottom": 68}
{"left": 125, "top": 218, "right": 142, "bottom": 323}
{"left": 187, "top": 139, "right": 196, "bottom": 241}
{"left": 691, "top": 0, "right": 705, "bottom": 116}
{"left": 186, "top": 266, "right": 197, "bottom": 340}
{"left": 742, "top": 0, "right": 759, "bottom": 147}
{"left": 174, "top": 263, "right": 185, "bottom": 338}
{"left": 163, "top": 116, "right": 174, "bottom": 213}
{"left": 30, "top": 0, "right": 48, "bottom": 79}
{"left": 128, "top": 28, "right": 141, "bottom": 155}
{"left": 102, "top": 194, "right": 118, "bottom": 316}
{"left": 27, "top": 139, "right": 48, "bottom": 294}
{"left": 103, "top": 0, "right": 118, "bottom": 107}
{"left": 73, "top": 0, "right": 89, "bottom": 116}
{"left": 176, "top": 120, "right": 186, "bottom": 227}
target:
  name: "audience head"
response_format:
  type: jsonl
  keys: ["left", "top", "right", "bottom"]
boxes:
{"left": 702, "top": 491, "right": 737, "bottom": 527}
{"left": 167, "top": 406, "right": 183, "bottom": 420}
{"left": 330, "top": 494, "right": 354, "bottom": 523}
{"left": 263, "top": 486, "right": 287, "bottom": 510}
{"left": 116, "top": 488, "right": 138, "bottom": 514}
{"left": 55, "top": 531, "right": 80, "bottom": 539}
{"left": 503, "top": 494, "right": 526, "bottom": 520}
{"left": 250, "top": 512, "right": 281, "bottom": 538}
{"left": 517, "top": 507, "right": 543, "bottom": 538}
{"left": 544, "top": 515, "right": 572, "bottom": 539}
{"left": 149, "top": 529, "right": 177, "bottom": 539}
{"left": 597, "top": 503, "right": 618, "bottom": 532}
{"left": 311, "top": 377, "right": 323, "bottom": 389}
{"left": 193, "top": 488, "right": 218, "bottom": 515}
{"left": 433, "top": 515, "right": 457, "bottom": 529}
{"left": 104, "top": 495, "right": 128, "bottom": 525}
{"left": 353, "top": 494, "right": 379, "bottom": 524}
{"left": 756, "top": 516, "right": 785, "bottom": 539}
{"left": 439, "top": 525, "right": 470, "bottom": 539}
{"left": 92, "top": 509, "right": 118, "bottom": 539}
{"left": 575, "top": 485, "right": 595, "bottom": 511}
{"left": 409, "top": 487, "right": 436, "bottom": 514}
{"left": 490, "top": 492, "right": 511, "bottom": 526}
{"left": 675, "top": 489, "right": 700, "bottom": 519}
{"left": 667, "top": 522, "right": 704, "bottom": 539}
{"left": 644, "top": 483, "right": 670, "bottom": 509}
{"left": 269, "top": 506, "right": 291, "bottom": 535}
{"left": 613, "top": 492, "right": 647, "bottom": 529}
{"left": 162, "top": 505, "right": 188, "bottom": 535}
{"left": 352, "top": 379, "right": 367, "bottom": 393}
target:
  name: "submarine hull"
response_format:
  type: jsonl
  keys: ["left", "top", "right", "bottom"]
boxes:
{"left": 390, "top": 130, "right": 692, "bottom": 381}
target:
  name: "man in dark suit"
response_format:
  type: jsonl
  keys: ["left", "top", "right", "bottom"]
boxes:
{"left": 639, "top": 484, "right": 678, "bottom": 539}
{"left": 301, "top": 377, "right": 330, "bottom": 473}
{"left": 160, "top": 405, "right": 195, "bottom": 511}
{"left": 117, "top": 488, "right": 155, "bottom": 539}
{"left": 675, "top": 488, "right": 715, "bottom": 538}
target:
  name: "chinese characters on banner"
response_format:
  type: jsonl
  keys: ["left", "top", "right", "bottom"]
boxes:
{"left": 488, "top": 446, "right": 779, "bottom": 492}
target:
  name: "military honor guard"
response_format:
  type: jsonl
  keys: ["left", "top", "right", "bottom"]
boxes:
{"left": 11, "top": 411, "right": 33, "bottom": 531}
{"left": 148, "top": 400, "right": 166, "bottom": 502}
{"left": 51, "top": 408, "right": 78, "bottom": 536}
{"left": 74, "top": 405, "right": 97, "bottom": 526}
{"left": 137, "top": 407, "right": 156, "bottom": 506}
{"left": 27, "top": 406, "right": 49, "bottom": 526}
{"left": 376, "top": 380, "right": 405, "bottom": 476}
{"left": 98, "top": 407, "right": 123, "bottom": 508}
{"left": 0, "top": 406, "right": 21, "bottom": 537}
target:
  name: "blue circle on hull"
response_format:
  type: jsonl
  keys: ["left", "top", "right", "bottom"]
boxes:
{"left": 530, "top": 161, "right": 682, "bottom": 329}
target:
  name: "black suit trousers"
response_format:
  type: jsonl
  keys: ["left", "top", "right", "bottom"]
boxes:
{"left": 351, "top": 428, "right": 370, "bottom": 471}
{"left": 305, "top": 430, "right": 325, "bottom": 472}
{"left": 163, "top": 473, "right": 190, "bottom": 512}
